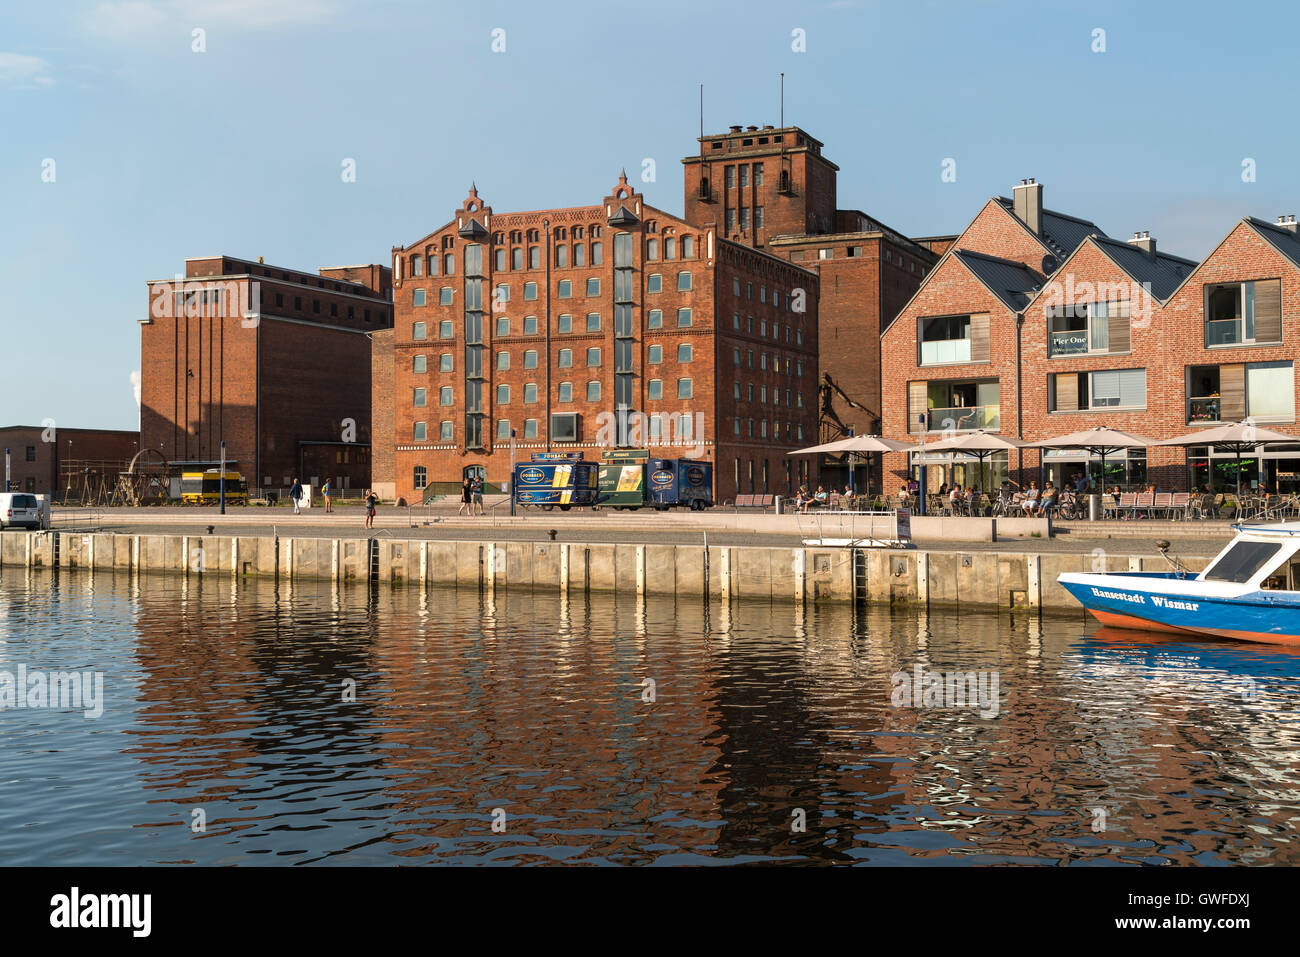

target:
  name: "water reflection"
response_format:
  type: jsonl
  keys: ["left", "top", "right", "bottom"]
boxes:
{"left": 0, "top": 570, "right": 1298, "bottom": 866}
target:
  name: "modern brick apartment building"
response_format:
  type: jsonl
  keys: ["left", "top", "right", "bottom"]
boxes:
{"left": 685, "top": 124, "right": 948, "bottom": 490}
{"left": 383, "top": 176, "right": 819, "bottom": 504}
{"left": 881, "top": 178, "right": 1300, "bottom": 493}
{"left": 1, "top": 425, "right": 139, "bottom": 497}
{"left": 140, "top": 255, "right": 392, "bottom": 494}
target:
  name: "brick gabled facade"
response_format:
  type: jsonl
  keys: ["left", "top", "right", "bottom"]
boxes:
{"left": 881, "top": 181, "right": 1300, "bottom": 494}
{"left": 386, "top": 176, "right": 820, "bottom": 504}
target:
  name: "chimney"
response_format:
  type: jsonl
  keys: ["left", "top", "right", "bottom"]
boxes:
{"left": 1012, "top": 178, "right": 1043, "bottom": 236}
{"left": 1129, "top": 230, "right": 1157, "bottom": 260}
{"left": 729, "top": 125, "right": 742, "bottom": 133}
{"left": 1276, "top": 214, "right": 1298, "bottom": 235}
{"left": 746, "top": 125, "right": 758, "bottom": 131}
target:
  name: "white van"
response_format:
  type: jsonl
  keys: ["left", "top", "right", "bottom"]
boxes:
{"left": 0, "top": 492, "right": 42, "bottom": 529}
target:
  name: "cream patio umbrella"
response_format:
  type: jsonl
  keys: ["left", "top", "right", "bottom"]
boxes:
{"left": 786, "top": 434, "right": 917, "bottom": 498}
{"left": 1154, "top": 420, "right": 1300, "bottom": 498}
{"left": 914, "top": 430, "right": 1024, "bottom": 493}
{"left": 1024, "top": 426, "right": 1156, "bottom": 492}
{"left": 785, "top": 435, "right": 918, "bottom": 456}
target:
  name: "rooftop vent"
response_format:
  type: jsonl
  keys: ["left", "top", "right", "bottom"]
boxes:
{"left": 1276, "top": 214, "right": 1298, "bottom": 235}
{"left": 1129, "top": 230, "right": 1157, "bottom": 259}
{"left": 1012, "top": 178, "right": 1043, "bottom": 237}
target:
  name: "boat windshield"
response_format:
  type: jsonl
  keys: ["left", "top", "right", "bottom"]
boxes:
{"left": 1202, "top": 540, "right": 1284, "bottom": 583}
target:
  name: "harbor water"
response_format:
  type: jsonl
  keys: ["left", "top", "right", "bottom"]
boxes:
{"left": 1, "top": 569, "right": 1298, "bottom": 865}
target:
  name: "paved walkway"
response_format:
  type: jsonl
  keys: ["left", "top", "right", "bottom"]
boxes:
{"left": 43, "top": 506, "right": 1229, "bottom": 556}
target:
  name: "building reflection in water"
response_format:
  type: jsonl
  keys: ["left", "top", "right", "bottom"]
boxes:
{"left": 10, "top": 568, "right": 1296, "bottom": 865}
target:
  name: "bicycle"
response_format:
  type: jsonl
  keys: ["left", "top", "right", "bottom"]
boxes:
{"left": 1055, "top": 490, "right": 1079, "bottom": 521}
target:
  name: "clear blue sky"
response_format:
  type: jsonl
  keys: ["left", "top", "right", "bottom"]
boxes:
{"left": 1, "top": 0, "right": 1295, "bottom": 431}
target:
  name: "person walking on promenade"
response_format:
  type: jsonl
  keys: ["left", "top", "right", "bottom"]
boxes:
{"left": 364, "top": 489, "right": 377, "bottom": 529}
{"left": 471, "top": 475, "right": 485, "bottom": 515}
{"left": 290, "top": 478, "right": 304, "bottom": 515}
{"left": 321, "top": 478, "right": 332, "bottom": 513}
{"left": 458, "top": 477, "right": 472, "bottom": 515}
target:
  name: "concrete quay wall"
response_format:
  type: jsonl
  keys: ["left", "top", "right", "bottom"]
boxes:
{"left": 0, "top": 530, "right": 1210, "bottom": 612}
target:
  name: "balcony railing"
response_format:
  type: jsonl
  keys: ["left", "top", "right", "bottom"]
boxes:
{"left": 926, "top": 405, "right": 1000, "bottom": 432}
{"left": 1049, "top": 329, "right": 1089, "bottom": 356}
{"left": 1206, "top": 318, "right": 1243, "bottom": 346}
{"left": 920, "top": 338, "right": 971, "bottom": 365}
{"left": 1189, "top": 396, "right": 1221, "bottom": 423}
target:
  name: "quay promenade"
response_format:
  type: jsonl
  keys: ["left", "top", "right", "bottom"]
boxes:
{"left": 2, "top": 508, "right": 1227, "bottom": 613}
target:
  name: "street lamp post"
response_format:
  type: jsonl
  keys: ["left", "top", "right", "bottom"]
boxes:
{"left": 4, "top": 448, "right": 10, "bottom": 492}
{"left": 219, "top": 440, "right": 226, "bottom": 514}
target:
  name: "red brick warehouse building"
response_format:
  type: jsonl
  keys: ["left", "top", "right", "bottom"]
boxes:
{"left": 140, "top": 256, "right": 392, "bottom": 494}
{"left": 1, "top": 425, "right": 139, "bottom": 498}
{"left": 683, "top": 124, "right": 949, "bottom": 491}
{"left": 380, "top": 174, "right": 820, "bottom": 505}
{"left": 880, "top": 177, "right": 1300, "bottom": 493}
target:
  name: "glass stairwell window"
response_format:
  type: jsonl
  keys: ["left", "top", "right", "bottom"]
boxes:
{"left": 919, "top": 315, "right": 971, "bottom": 365}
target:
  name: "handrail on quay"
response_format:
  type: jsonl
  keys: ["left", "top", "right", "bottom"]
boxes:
{"left": 51, "top": 507, "right": 103, "bottom": 529}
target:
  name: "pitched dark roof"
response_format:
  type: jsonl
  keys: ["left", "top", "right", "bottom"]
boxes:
{"left": 1245, "top": 217, "right": 1300, "bottom": 270}
{"left": 993, "top": 197, "right": 1106, "bottom": 261}
{"left": 953, "top": 249, "right": 1042, "bottom": 312}
{"left": 1091, "top": 236, "right": 1198, "bottom": 301}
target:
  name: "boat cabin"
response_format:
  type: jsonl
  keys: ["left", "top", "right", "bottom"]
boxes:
{"left": 1199, "top": 524, "right": 1300, "bottom": 591}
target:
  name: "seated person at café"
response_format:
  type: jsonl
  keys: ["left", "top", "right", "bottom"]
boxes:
{"left": 1021, "top": 481, "right": 1040, "bottom": 513}
{"left": 794, "top": 484, "right": 812, "bottom": 511}
{"left": 1037, "top": 482, "right": 1058, "bottom": 517}
{"left": 813, "top": 486, "right": 829, "bottom": 508}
